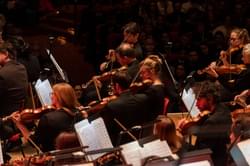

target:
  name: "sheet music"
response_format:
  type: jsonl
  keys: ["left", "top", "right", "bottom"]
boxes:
{"left": 237, "top": 139, "right": 250, "bottom": 164}
{"left": 74, "top": 118, "right": 113, "bottom": 161}
{"left": 34, "top": 79, "right": 52, "bottom": 106}
{"left": 121, "top": 139, "right": 175, "bottom": 166}
{"left": 181, "top": 87, "right": 200, "bottom": 118}
{"left": 180, "top": 160, "right": 211, "bottom": 166}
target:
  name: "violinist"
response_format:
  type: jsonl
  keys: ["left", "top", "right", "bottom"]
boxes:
{"left": 205, "top": 43, "right": 250, "bottom": 96}
{"left": 100, "top": 21, "right": 143, "bottom": 73}
{"left": 195, "top": 28, "right": 249, "bottom": 80}
{"left": 0, "top": 41, "right": 28, "bottom": 161}
{"left": 31, "top": 83, "right": 85, "bottom": 152}
{"left": 80, "top": 42, "right": 140, "bottom": 105}
{"left": 177, "top": 80, "right": 232, "bottom": 166}
{"left": 218, "top": 28, "right": 250, "bottom": 66}
{"left": 227, "top": 113, "right": 250, "bottom": 165}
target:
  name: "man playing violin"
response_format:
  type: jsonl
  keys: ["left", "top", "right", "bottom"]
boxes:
{"left": 80, "top": 42, "right": 140, "bottom": 106}
{"left": 91, "top": 55, "right": 165, "bottom": 145}
{"left": 178, "top": 80, "right": 232, "bottom": 166}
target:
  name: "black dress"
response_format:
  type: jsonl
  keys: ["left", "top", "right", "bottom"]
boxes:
{"left": 34, "top": 108, "right": 81, "bottom": 152}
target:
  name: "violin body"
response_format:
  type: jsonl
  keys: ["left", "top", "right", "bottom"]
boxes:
{"left": 179, "top": 110, "right": 211, "bottom": 135}
{"left": 215, "top": 64, "right": 246, "bottom": 75}
{"left": 20, "top": 105, "right": 56, "bottom": 122}
{"left": 231, "top": 107, "right": 250, "bottom": 119}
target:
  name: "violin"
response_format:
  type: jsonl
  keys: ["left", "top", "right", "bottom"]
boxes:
{"left": 197, "top": 64, "right": 246, "bottom": 75}
{"left": 178, "top": 110, "right": 211, "bottom": 135}
{"left": 214, "top": 64, "right": 246, "bottom": 75}
{"left": 231, "top": 107, "right": 250, "bottom": 119}
{"left": 129, "top": 79, "right": 153, "bottom": 92}
{"left": 82, "top": 66, "right": 128, "bottom": 89}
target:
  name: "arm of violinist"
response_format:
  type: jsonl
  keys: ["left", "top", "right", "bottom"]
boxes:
{"left": 220, "top": 50, "right": 229, "bottom": 66}
{"left": 234, "top": 89, "right": 250, "bottom": 107}
{"left": 10, "top": 112, "right": 31, "bottom": 142}
{"left": 204, "top": 66, "right": 219, "bottom": 78}
{"left": 92, "top": 75, "right": 102, "bottom": 89}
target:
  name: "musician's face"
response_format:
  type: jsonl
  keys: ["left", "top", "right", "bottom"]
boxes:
{"left": 123, "top": 32, "right": 139, "bottom": 44}
{"left": 230, "top": 32, "right": 241, "bottom": 47}
{"left": 140, "top": 66, "right": 151, "bottom": 80}
{"left": 196, "top": 97, "right": 210, "bottom": 111}
{"left": 50, "top": 91, "right": 59, "bottom": 107}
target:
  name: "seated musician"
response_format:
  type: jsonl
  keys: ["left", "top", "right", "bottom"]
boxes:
{"left": 177, "top": 80, "right": 232, "bottom": 166}
{"left": 90, "top": 55, "right": 165, "bottom": 145}
{"left": 153, "top": 115, "right": 183, "bottom": 153}
{"left": 32, "top": 83, "right": 85, "bottom": 152}
{"left": 205, "top": 43, "right": 250, "bottom": 96}
{"left": 228, "top": 113, "right": 250, "bottom": 165}
{"left": 80, "top": 42, "right": 140, "bottom": 106}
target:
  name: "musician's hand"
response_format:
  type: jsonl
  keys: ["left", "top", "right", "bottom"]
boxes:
{"left": 220, "top": 50, "right": 229, "bottom": 65}
{"left": 205, "top": 66, "right": 219, "bottom": 78}
{"left": 92, "top": 76, "right": 102, "bottom": 88}
{"left": 234, "top": 89, "right": 249, "bottom": 107}
{"left": 10, "top": 111, "right": 21, "bottom": 122}
{"left": 177, "top": 118, "right": 187, "bottom": 131}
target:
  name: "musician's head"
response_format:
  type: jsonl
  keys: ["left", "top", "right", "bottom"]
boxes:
{"left": 242, "top": 43, "right": 250, "bottom": 64}
{"left": 230, "top": 113, "right": 250, "bottom": 144}
{"left": 112, "top": 70, "right": 131, "bottom": 94}
{"left": 193, "top": 80, "right": 221, "bottom": 111}
{"left": 154, "top": 115, "right": 182, "bottom": 153}
{"left": 51, "top": 83, "right": 80, "bottom": 109}
{"left": 122, "top": 22, "right": 140, "bottom": 44}
{"left": 230, "top": 28, "right": 250, "bottom": 47}
{"left": 0, "top": 41, "right": 15, "bottom": 65}
{"left": 139, "top": 55, "right": 162, "bottom": 80}
{"left": 116, "top": 43, "right": 136, "bottom": 65}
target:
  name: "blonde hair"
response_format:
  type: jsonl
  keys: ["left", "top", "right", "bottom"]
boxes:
{"left": 154, "top": 115, "right": 182, "bottom": 153}
{"left": 231, "top": 28, "right": 250, "bottom": 44}
{"left": 140, "top": 55, "right": 162, "bottom": 74}
{"left": 52, "top": 83, "right": 80, "bottom": 109}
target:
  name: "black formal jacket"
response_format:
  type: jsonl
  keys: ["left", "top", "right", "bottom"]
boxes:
{"left": 0, "top": 60, "right": 28, "bottom": 116}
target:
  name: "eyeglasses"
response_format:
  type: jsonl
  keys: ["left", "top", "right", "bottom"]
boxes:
{"left": 230, "top": 38, "right": 239, "bottom": 41}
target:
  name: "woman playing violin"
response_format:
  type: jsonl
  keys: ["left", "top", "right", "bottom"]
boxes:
{"left": 206, "top": 43, "right": 250, "bottom": 97}
{"left": 32, "top": 83, "right": 86, "bottom": 152}
{"left": 219, "top": 28, "right": 250, "bottom": 66}
{"left": 177, "top": 80, "right": 232, "bottom": 166}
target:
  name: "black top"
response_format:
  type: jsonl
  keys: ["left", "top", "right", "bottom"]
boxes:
{"left": 0, "top": 60, "right": 28, "bottom": 116}
{"left": 34, "top": 108, "right": 81, "bottom": 152}
{"left": 99, "top": 84, "right": 165, "bottom": 145}
{"left": 189, "top": 103, "right": 232, "bottom": 166}
{"left": 218, "top": 64, "right": 250, "bottom": 95}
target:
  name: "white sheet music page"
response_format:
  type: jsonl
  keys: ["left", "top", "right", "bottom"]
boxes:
{"left": 34, "top": 79, "right": 52, "bottom": 106}
{"left": 180, "top": 160, "right": 211, "bottom": 166}
{"left": 182, "top": 87, "right": 200, "bottom": 118}
{"left": 121, "top": 139, "right": 175, "bottom": 166}
{"left": 74, "top": 118, "right": 113, "bottom": 161}
{"left": 237, "top": 139, "right": 250, "bottom": 164}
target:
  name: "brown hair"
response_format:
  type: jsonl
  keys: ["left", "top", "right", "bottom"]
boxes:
{"left": 154, "top": 115, "right": 183, "bottom": 153}
{"left": 52, "top": 83, "right": 80, "bottom": 109}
